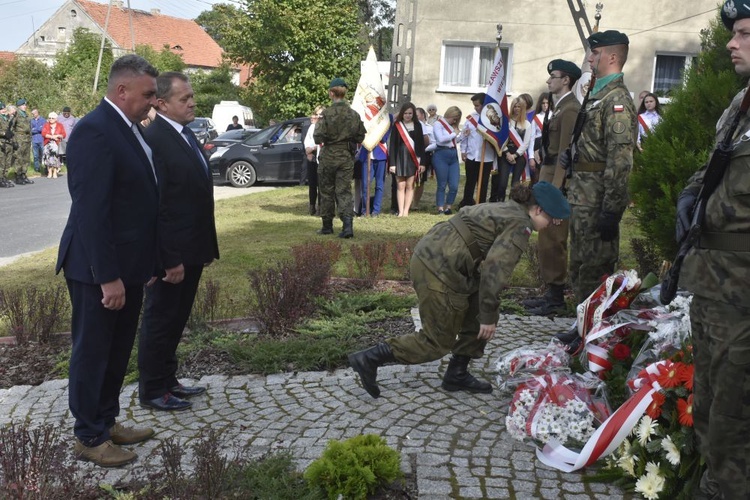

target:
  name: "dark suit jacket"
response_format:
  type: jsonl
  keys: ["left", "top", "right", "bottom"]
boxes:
{"left": 144, "top": 114, "right": 219, "bottom": 269}
{"left": 56, "top": 99, "right": 159, "bottom": 286}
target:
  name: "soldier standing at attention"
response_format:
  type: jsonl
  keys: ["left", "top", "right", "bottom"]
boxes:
{"left": 313, "top": 78, "right": 366, "bottom": 238}
{"left": 13, "top": 98, "right": 34, "bottom": 185}
{"left": 564, "top": 31, "right": 636, "bottom": 303}
{"left": 0, "top": 102, "right": 13, "bottom": 188}
{"left": 348, "top": 182, "right": 570, "bottom": 398}
{"left": 679, "top": 3, "right": 750, "bottom": 498}
{"left": 524, "top": 60, "right": 581, "bottom": 316}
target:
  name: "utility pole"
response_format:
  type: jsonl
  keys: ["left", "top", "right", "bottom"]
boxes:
{"left": 93, "top": 0, "right": 114, "bottom": 94}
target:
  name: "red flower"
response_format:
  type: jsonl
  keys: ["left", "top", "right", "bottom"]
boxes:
{"left": 612, "top": 343, "right": 631, "bottom": 361}
{"left": 656, "top": 362, "right": 681, "bottom": 389}
{"left": 614, "top": 296, "right": 630, "bottom": 309}
{"left": 678, "top": 363, "right": 694, "bottom": 391}
{"left": 677, "top": 394, "right": 694, "bottom": 427}
{"left": 646, "top": 391, "right": 666, "bottom": 419}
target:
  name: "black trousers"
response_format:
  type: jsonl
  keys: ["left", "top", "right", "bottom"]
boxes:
{"left": 308, "top": 161, "right": 319, "bottom": 207}
{"left": 459, "top": 158, "right": 492, "bottom": 207}
{"left": 490, "top": 156, "right": 525, "bottom": 202}
{"left": 67, "top": 278, "right": 143, "bottom": 446}
{"left": 138, "top": 265, "right": 203, "bottom": 400}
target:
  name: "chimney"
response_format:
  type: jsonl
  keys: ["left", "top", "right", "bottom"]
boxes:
{"left": 150, "top": 8, "right": 160, "bottom": 15}
{"left": 112, "top": 0, "right": 123, "bottom": 8}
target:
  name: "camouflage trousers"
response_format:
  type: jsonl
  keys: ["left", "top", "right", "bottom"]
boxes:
{"left": 387, "top": 256, "right": 486, "bottom": 364}
{"left": 0, "top": 146, "right": 12, "bottom": 180}
{"left": 13, "top": 138, "right": 30, "bottom": 177}
{"left": 568, "top": 205, "right": 618, "bottom": 303}
{"left": 318, "top": 158, "right": 354, "bottom": 221}
{"left": 692, "top": 296, "right": 750, "bottom": 500}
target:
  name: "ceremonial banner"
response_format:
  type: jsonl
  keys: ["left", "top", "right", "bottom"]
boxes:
{"left": 352, "top": 46, "right": 390, "bottom": 151}
{"left": 476, "top": 48, "right": 511, "bottom": 156}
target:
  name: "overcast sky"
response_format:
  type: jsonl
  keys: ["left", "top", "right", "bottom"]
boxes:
{"left": 0, "top": 0, "right": 230, "bottom": 51}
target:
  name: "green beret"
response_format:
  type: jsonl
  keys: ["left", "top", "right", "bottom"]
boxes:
{"left": 329, "top": 77, "right": 347, "bottom": 89}
{"left": 547, "top": 59, "right": 582, "bottom": 80}
{"left": 587, "top": 30, "right": 629, "bottom": 49}
{"left": 722, "top": 0, "right": 750, "bottom": 30}
{"left": 533, "top": 181, "right": 571, "bottom": 219}
{"left": 0, "top": 102, "right": 5, "bottom": 110}
{"left": 16, "top": 98, "right": 27, "bottom": 106}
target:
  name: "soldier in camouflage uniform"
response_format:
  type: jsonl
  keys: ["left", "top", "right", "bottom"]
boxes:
{"left": 564, "top": 30, "right": 636, "bottom": 304}
{"left": 680, "top": 4, "right": 750, "bottom": 498}
{"left": 12, "top": 98, "right": 34, "bottom": 185}
{"left": 0, "top": 103, "right": 17, "bottom": 188}
{"left": 348, "top": 182, "right": 570, "bottom": 398}
{"left": 313, "top": 78, "right": 366, "bottom": 238}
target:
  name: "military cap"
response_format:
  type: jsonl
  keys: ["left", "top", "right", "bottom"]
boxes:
{"left": 587, "top": 30, "right": 629, "bottom": 49}
{"left": 329, "top": 77, "right": 348, "bottom": 89}
{"left": 547, "top": 59, "right": 582, "bottom": 80}
{"left": 722, "top": 0, "right": 750, "bottom": 30}
{"left": 16, "top": 98, "right": 27, "bottom": 106}
{"left": 62, "top": 106, "right": 71, "bottom": 112}
{"left": 533, "top": 181, "right": 571, "bottom": 219}
{"left": 0, "top": 101, "right": 5, "bottom": 110}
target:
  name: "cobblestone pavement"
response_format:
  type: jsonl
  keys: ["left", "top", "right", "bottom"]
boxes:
{"left": 0, "top": 314, "right": 631, "bottom": 499}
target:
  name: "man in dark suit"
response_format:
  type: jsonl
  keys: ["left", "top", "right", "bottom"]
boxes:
{"left": 138, "top": 72, "right": 220, "bottom": 412}
{"left": 56, "top": 54, "right": 159, "bottom": 467}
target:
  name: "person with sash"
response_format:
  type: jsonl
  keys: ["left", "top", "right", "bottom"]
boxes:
{"left": 490, "top": 96, "right": 532, "bottom": 202}
{"left": 523, "top": 59, "right": 581, "bottom": 316}
{"left": 679, "top": 3, "right": 750, "bottom": 497}
{"left": 358, "top": 115, "right": 390, "bottom": 216}
{"left": 388, "top": 102, "right": 425, "bottom": 217}
{"left": 347, "top": 181, "right": 571, "bottom": 399}
{"left": 459, "top": 92, "right": 497, "bottom": 207}
{"left": 636, "top": 92, "right": 662, "bottom": 151}
{"left": 412, "top": 107, "right": 435, "bottom": 211}
{"left": 432, "top": 106, "right": 462, "bottom": 215}
{"left": 528, "top": 92, "right": 553, "bottom": 182}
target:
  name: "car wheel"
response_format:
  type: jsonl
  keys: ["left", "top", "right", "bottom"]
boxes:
{"left": 228, "top": 161, "right": 257, "bottom": 188}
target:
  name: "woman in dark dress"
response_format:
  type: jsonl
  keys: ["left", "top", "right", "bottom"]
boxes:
{"left": 388, "top": 102, "right": 425, "bottom": 217}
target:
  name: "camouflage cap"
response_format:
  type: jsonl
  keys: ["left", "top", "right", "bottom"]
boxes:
{"left": 587, "top": 30, "right": 629, "bottom": 49}
{"left": 547, "top": 59, "right": 582, "bottom": 80}
{"left": 16, "top": 98, "right": 27, "bottom": 106}
{"left": 721, "top": 0, "right": 750, "bottom": 29}
{"left": 329, "top": 77, "right": 348, "bottom": 89}
{"left": 533, "top": 181, "right": 571, "bottom": 219}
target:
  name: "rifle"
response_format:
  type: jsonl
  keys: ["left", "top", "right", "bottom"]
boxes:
{"left": 660, "top": 86, "right": 750, "bottom": 305}
{"left": 540, "top": 91, "right": 553, "bottom": 163}
{"left": 565, "top": 73, "right": 597, "bottom": 181}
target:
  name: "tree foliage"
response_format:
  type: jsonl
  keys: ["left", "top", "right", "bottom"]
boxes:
{"left": 135, "top": 44, "right": 186, "bottom": 73}
{"left": 195, "top": 3, "right": 243, "bottom": 50}
{"left": 0, "top": 58, "right": 57, "bottom": 113}
{"left": 190, "top": 63, "right": 241, "bottom": 117}
{"left": 629, "top": 13, "right": 743, "bottom": 259}
{"left": 358, "top": 0, "right": 395, "bottom": 60}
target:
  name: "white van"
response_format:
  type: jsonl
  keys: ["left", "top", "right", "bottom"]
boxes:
{"left": 212, "top": 101, "right": 255, "bottom": 133}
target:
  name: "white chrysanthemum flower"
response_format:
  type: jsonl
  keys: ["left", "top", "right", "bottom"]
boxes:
{"left": 636, "top": 415, "right": 658, "bottom": 446}
{"left": 617, "top": 451, "right": 637, "bottom": 477}
{"left": 645, "top": 461, "right": 661, "bottom": 476}
{"left": 635, "top": 472, "right": 665, "bottom": 500}
{"left": 661, "top": 435, "right": 681, "bottom": 466}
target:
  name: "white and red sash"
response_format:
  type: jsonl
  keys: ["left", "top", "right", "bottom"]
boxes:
{"left": 437, "top": 118, "right": 456, "bottom": 147}
{"left": 466, "top": 114, "right": 479, "bottom": 129}
{"left": 395, "top": 121, "right": 420, "bottom": 174}
{"left": 638, "top": 114, "right": 651, "bottom": 135}
{"left": 533, "top": 114, "right": 543, "bottom": 132}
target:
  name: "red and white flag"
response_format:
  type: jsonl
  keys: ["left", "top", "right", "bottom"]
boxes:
{"left": 352, "top": 46, "right": 390, "bottom": 151}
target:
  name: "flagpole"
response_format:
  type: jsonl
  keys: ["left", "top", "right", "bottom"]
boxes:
{"left": 475, "top": 142, "right": 486, "bottom": 203}
{"left": 366, "top": 156, "right": 372, "bottom": 217}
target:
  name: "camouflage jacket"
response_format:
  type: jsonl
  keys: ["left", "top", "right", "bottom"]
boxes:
{"left": 313, "top": 100, "right": 366, "bottom": 163}
{"left": 14, "top": 110, "right": 30, "bottom": 136}
{"left": 414, "top": 202, "right": 533, "bottom": 325}
{"left": 682, "top": 88, "right": 750, "bottom": 306}
{"left": 567, "top": 75, "right": 636, "bottom": 213}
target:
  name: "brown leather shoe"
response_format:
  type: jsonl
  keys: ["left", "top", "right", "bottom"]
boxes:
{"left": 109, "top": 423, "right": 155, "bottom": 445}
{"left": 74, "top": 439, "right": 137, "bottom": 467}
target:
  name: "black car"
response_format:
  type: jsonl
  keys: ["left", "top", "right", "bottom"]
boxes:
{"left": 209, "top": 117, "right": 310, "bottom": 188}
{"left": 203, "top": 128, "right": 260, "bottom": 157}
{"left": 187, "top": 117, "right": 218, "bottom": 145}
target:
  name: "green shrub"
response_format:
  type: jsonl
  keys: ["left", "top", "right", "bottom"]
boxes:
{"left": 304, "top": 434, "right": 402, "bottom": 500}
{"left": 630, "top": 13, "right": 743, "bottom": 260}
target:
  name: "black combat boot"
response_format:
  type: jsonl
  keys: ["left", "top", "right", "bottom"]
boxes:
{"left": 348, "top": 343, "right": 396, "bottom": 398}
{"left": 317, "top": 218, "right": 333, "bottom": 235}
{"left": 441, "top": 355, "right": 493, "bottom": 394}
{"left": 526, "top": 284, "right": 566, "bottom": 316}
{"left": 554, "top": 326, "right": 583, "bottom": 355}
{"left": 338, "top": 217, "right": 354, "bottom": 239}
{"left": 16, "top": 173, "right": 34, "bottom": 185}
{"left": 0, "top": 178, "right": 15, "bottom": 188}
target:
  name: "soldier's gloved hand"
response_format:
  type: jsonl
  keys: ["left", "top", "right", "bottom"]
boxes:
{"left": 559, "top": 149, "right": 571, "bottom": 170}
{"left": 675, "top": 188, "right": 697, "bottom": 243}
{"left": 597, "top": 211, "right": 621, "bottom": 242}
{"left": 5, "top": 129, "right": 14, "bottom": 140}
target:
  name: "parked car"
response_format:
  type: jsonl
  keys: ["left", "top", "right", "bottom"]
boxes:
{"left": 187, "top": 117, "right": 218, "bottom": 145}
{"left": 210, "top": 117, "right": 310, "bottom": 188}
{"left": 203, "top": 128, "right": 260, "bottom": 157}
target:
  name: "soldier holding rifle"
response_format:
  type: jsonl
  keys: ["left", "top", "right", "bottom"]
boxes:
{"left": 675, "top": 4, "right": 750, "bottom": 498}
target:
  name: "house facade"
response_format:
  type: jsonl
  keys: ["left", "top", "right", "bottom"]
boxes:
{"left": 390, "top": 0, "right": 717, "bottom": 113}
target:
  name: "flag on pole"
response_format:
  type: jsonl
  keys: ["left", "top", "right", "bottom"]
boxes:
{"left": 352, "top": 46, "right": 390, "bottom": 151}
{"left": 476, "top": 48, "right": 510, "bottom": 156}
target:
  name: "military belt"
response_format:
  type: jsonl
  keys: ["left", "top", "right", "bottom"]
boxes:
{"left": 574, "top": 162, "right": 606, "bottom": 172}
{"left": 448, "top": 216, "right": 483, "bottom": 265}
{"left": 697, "top": 231, "right": 750, "bottom": 252}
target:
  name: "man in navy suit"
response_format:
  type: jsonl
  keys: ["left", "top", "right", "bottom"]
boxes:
{"left": 138, "top": 72, "right": 219, "bottom": 412}
{"left": 56, "top": 55, "right": 159, "bottom": 467}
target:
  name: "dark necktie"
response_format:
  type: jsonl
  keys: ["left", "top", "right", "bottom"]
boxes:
{"left": 182, "top": 126, "right": 209, "bottom": 177}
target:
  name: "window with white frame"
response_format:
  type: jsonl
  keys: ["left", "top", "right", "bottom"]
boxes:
{"left": 653, "top": 53, "right": 696, "bottom": 94}
{"left": 439, "top": 42, "right": 511, "bottom": 92}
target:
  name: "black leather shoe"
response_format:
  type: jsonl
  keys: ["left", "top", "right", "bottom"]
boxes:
{"left": 140, "top": 393, "right": 192, "bottom": 411}
{"left": 169, "top": 384, "right": 206, "bottom": 399}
